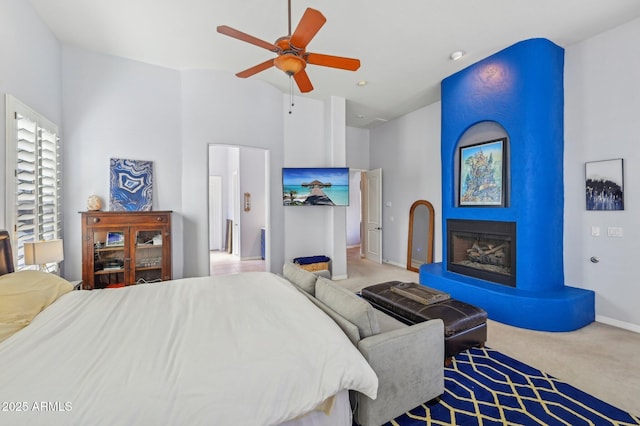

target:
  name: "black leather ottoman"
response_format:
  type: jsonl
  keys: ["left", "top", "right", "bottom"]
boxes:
{"left": 361, "top": 281, "right": 487, "bottom": 362}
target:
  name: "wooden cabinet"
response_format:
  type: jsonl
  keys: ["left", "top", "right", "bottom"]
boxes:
{"left": 81, "top": 211, "right": 172, "bottom": 290}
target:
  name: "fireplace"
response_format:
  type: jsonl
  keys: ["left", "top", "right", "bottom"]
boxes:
{"left": 420, "top": 39, "right": 594, "bottom": 331}
{"left": 447, "top": 219, "right": 516, "bottom": 287}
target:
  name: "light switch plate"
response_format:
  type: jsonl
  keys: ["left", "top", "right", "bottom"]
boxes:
{"left": 607, "top": 227, "right": 623, "bottom": 237}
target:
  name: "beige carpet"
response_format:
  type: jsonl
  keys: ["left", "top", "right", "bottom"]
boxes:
{"left": 338, "top": 248, "right": 640, "bottom": 417}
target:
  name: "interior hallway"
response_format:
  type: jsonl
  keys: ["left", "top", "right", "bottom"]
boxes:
{"left": 209, "top": 250, "right": 265, "bottom": 275}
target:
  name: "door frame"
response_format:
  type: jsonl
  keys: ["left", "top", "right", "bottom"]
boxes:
{"left": 207, "top": 144, "right": 270, "bottom": 272}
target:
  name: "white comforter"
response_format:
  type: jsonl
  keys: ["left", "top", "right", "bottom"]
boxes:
{"left": 0, "top": 272, "right": 378, "bottom": 425}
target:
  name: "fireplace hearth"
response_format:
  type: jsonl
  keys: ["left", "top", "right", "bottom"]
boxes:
{"left": 447, "top": 219, "right": 516, "bottom": 287}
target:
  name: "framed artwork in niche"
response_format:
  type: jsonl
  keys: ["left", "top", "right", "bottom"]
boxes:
{"left": 585, "top": 158, "right": 624, "bottom": 211}
{"left": 109, "top": 158, "right": 153, "bottom": 211}
{"left": 459, "top": 138, "right": 506, "bottom": 207}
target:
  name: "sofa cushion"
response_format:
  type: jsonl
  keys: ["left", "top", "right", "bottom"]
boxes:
{"left": 315, "top": 277, "right": 379, "bottom": 338}
{"left": 298, "top": 289, "right": 361, "bottom": 345}
{"left": 283, "top": 262, "right": 317, "bottom": 296}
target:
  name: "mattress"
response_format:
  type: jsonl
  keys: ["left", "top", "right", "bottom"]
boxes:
{"left": 0, "top": 272, "right": 377, "bottom": 425}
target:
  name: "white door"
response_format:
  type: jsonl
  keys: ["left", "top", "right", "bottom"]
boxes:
{"left": 364, "top": 168, "right": 383, "bottom": 263}
{"left": 209, "top": 176, "right": 222, "bottom": 250}
{"left": 232, "top": 170, "right": 241, "bottom": 257}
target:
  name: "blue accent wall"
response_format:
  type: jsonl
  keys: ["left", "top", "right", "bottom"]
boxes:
{"left": 420, "top": 38, "right": 594, "bottom": 331}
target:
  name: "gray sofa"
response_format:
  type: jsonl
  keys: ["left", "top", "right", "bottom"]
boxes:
{"left": 283, "top": 263, "right": 444, "bottom": 426}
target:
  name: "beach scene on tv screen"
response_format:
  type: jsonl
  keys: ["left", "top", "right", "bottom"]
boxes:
{"left": 283, "top": 168, "right": 349, "bottom": 206}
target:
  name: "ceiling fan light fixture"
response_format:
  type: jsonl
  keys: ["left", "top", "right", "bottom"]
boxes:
{"left": 218, "top": 1, "right": 359, "bottom": 92}
{"left": 274, "top": 54, "right": 306, "bottom": 75}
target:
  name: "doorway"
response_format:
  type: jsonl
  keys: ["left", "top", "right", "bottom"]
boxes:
{"left": 208, "top": 145, "right": 269, "bottom": 275}
{"left": 345, "top": 168, "right": 383, "bottom": 266}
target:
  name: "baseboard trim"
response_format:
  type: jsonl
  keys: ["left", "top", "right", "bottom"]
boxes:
{"left": 596, "top": 315, "right": 640, "bottom": 334}
{"left": 383, "top": 259, "right": 405, "bottom": 269}
{"left": 332, "top": 274, "right": 348, "bottom": 280}
{"left": 240, "top": 256, "right": 263, "bottom": 261}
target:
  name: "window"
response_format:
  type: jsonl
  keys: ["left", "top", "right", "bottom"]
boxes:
{"left": 5, "top": 95, "right": 63, "bottom": 270}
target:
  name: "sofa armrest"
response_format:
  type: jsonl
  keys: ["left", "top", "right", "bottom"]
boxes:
{"left": 355, "top": 319, "right": 444, "bottom": 426}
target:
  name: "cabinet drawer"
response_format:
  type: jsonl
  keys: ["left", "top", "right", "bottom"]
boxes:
{"left": 84, "top": 212, "right": 171, "bottom": 226}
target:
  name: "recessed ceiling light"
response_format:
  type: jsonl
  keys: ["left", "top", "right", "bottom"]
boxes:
{"left": 449, "top": 50, "right": 465, "bottom": 61}
{"left": 356, "top": 114, "right": 366, "bottom": 119}
{"left": 356, "top": 80, "right": 368, "bottom": 87}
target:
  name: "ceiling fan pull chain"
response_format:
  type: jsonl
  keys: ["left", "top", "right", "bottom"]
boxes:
{"left": 289, "top": 76, "right": 294, "bottom": 114}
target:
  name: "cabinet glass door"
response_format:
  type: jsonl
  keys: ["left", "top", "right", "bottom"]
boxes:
{"left": 93, "top": 229, "right": 126, "bottom": 289}
{"left": 133, "top": 229, "right": 164, "bottom": 284}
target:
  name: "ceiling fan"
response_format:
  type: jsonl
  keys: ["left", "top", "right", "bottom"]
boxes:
{"left": 217, "top": 0, "right": 360, "bottom": 93}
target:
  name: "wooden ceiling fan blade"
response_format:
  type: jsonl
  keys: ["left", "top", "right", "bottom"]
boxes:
{"left": 236, "top": 59, "right": 275, "bottom": 78}
{"left": 217, "top": 25, "right": 278, "bottom": 52}
{"left": 290, "top": 8, "right": 326, "bottom": 49}
{"left": 294, "top": 70, "right": 314, "bottom": 93}
{"left": 305, "top": 53, "right": 361, "bottom": 71}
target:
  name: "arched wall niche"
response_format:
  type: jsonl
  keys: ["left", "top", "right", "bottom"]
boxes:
{"left": 454, "top": 121, "right": 510, "bottom": 207}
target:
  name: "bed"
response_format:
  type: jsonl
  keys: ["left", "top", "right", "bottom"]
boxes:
{"left": 0, "top": 231, "right": 378, "bottom": 425}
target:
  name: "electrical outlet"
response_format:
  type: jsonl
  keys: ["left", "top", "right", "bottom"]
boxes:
{"left": 607, "top": 227, "right": 623, "bottom": 238}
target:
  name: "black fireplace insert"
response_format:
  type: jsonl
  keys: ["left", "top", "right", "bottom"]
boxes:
{"left": 447, "top": 219, "right": 516, "bottom": 287}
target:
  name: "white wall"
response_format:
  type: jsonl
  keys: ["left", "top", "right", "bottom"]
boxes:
{"left": 369, "top": 102, "right": 442, "bottom": 267}
{"left": 283, "top": 96, "right": 328, "bottom": 262}
{"left": 282, "top": 96, "right": 350, "bottom": 278}
{"left": 0, "top": 0, "right": 61, "bottom": 229}
{"left": 61, "top": 46, "right": 182, "bottom": 280}
{"left": 208, "top": 146, "right": 230, "bottom": 249}
{"left": 345, "top": 127, "right": 370, "bottom": 247}
{"left": 346, "top": 127, "right": 371, "bottom": 170}
{"left": 564, "top": 17, "right": 640, "bottom": 331}
{"left": 181, "top": 70, "right": 284, "bottom": 276}
{"left": 226, "top": 147, "right": 240, "bottom": 255}
{"left": 240, "top": 147, "right": 267, "bottom": 260}
{"left": 31, "top": 42, "right": 336, "bottom": 280}
{"left": 346, "top": 171, "right": 362, "bottom": 247}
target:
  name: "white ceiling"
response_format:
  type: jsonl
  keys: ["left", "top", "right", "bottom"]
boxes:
{"left": 27, "top": 0, "right": 640, "bottom": 128}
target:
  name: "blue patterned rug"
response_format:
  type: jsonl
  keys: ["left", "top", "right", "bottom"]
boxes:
{"left": 387, "top": 347, "right": 640, "bottom": 426}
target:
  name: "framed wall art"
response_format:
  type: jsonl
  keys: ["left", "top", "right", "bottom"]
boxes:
{"left": 109, "top": 158, "right": 153, "bottom": 211}
{"left": 585, "top": 158, "right": 624, "bottom": 211}
{"left": 459, "top": 138, "right": 506, "bottom": 207}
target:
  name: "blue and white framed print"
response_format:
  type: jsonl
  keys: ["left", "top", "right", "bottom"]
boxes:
{"left": 109, "top": 158, "right": 153, "bottom": 211}
{"left": 585, "top": 158, "right": 624, "bottom": 211}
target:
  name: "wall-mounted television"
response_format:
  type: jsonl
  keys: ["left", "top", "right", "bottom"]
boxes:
{"left": 282, "top": 167, "right": 349, "bottom": 206}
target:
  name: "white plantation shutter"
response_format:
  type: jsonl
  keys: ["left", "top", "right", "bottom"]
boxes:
{"left": 38, "top": 127, "right": 62, "bottom": 241}
{"left": 5, "top": 95, "right": 63, "bottom": 270}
